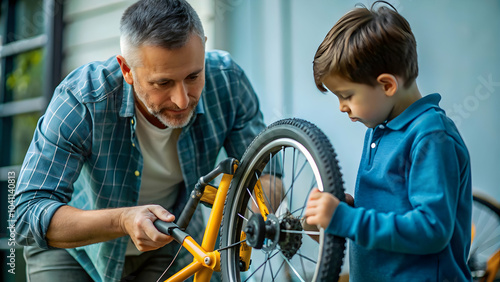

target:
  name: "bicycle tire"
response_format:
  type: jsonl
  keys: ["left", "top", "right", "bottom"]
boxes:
{"left": 473, "top": 194, "right": 500, "bottom": 217}
{"left": 469, "top": 192, "right": 500, "bottom": 281}
{"left": 219, "top": 118, "right": 346, "bottom": 281}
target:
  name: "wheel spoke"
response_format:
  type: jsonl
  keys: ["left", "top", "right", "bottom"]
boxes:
{"left": 238, "top": 212, "right": 249, "bottom": 221}
{"left": 281, "top": 229, "right": 320, "bottom": 235}
{"left": 284, "top": 156, "right": 308, "bottom": 203}
{"left": 255, "top": 171, "right": 277, "bottom": 214}
{"left": 474, "top": 209, "right": 495, "bottom": 245}
{"left": 247, "top": 187, "right": 259, "bottom": 209}
{"left": 310, "top": 175, "right": 318, "bottom": 191}
{"left": 299, "top": 187, "right": 314, "bottom": 218}
{"left": 244, "top": 251, "right": 281, "bottom": 281}
{"left": 246, "top": 205, "right": 256, "bottom": 216}
{"left": 268, "top": 251, "right": 275, "bottom": 281}
{"left": 290, "top": 206, "right": 305, "bottom": 217}
{"left": 295, "top": 251, "right": 318, "bottom": 264}
{"left": 260, "top": 257, "right": 267, "bottom": 282}
{"left": 293, "top": 169, "right": 318, "bottom": 219}
{"left": 476, "top": 235, "right": 500, "bottom": 254}
{"left": 274, "top": 260, "right": 286, "bottom": 280}
{"left": 280, "top": 252, "right": 306, "bottom": 282}
{"left": 472, "top": 205, "right": 500, "bottom": 255}
{"left": 299, "top": 249, "right": 309, "bottom": 281}
{"left": 280, "top": 166, "right": 308, "bottom": 213}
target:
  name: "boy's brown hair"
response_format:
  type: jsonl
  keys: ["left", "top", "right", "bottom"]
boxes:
{"left": 313, "top": 1, "right": 418, "bottom": 92}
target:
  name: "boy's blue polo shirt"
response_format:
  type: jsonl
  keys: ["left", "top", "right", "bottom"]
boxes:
{"left": 327, "top": 94, "right": 472, "bottom": 281}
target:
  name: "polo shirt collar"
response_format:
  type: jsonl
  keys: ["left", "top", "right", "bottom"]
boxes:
{"left": 386, "top": 93, "right": 442, "bottom": 130}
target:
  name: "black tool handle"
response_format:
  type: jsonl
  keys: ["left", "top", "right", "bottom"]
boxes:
{"left": 154, "top": 220, "right": 188, "bottom": 243}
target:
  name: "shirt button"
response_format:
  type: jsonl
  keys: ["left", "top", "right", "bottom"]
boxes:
{"left": 371, "top": 143, "right": 376, "bottom": 149}
{"left": 134, "top": 170, "right": 140, "bottom": 177}
{"left": 379, "top": 124, "right": 385, "bottom": 129}
{"left": 131, "top": 119, "right": 134, "bottom": 125}
{"left": 132, "top": 143, "right": 135, "bottom": 147}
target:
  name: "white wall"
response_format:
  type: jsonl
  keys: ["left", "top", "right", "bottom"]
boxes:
{"left": 62, "top": 0, "right": 215, "bottom": 75}
{"left": 62, "top": 0, "right": 135, "bottom": 75}
{"left": 61, "top": 0, "right": 500, "bottom": 200}
{"left": 213, "top": 0, "right": 500, "bottom": 202}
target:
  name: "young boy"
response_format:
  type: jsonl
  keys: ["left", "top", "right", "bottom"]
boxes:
{"left": 305, "top": 2, "right": 472, "bottom": 281}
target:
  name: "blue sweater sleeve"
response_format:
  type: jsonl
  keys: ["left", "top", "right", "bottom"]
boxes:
{"left": 327, "top": 132, "right": 465, "bottom": 255}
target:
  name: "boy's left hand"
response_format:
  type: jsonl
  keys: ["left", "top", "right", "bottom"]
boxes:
{"left": 305, "top": 188, "right": 340, "bottom": 229}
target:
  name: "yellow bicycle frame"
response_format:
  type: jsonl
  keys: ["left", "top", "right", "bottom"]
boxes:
{"left": 162, "top": 164, "right": 269, "bottom": 281}
{"left": 254, "top": 179, "right": 270, "bottom": 220}
{"left": 164, "top": 172, "right": 232, "bottom": 281}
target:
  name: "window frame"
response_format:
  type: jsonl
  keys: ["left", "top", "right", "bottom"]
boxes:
{"left": 0, "top": 0, "right": 63, "bottom": 172}
{"left": 0, "top": 2, "right": 63, "bottom": 279}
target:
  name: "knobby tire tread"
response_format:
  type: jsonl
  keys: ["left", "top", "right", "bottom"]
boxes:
{"left": 220, "top": 118, "right": 346, "bottom": 282}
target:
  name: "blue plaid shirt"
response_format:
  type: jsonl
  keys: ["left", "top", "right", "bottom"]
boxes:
{"left": 14, "top": 50, "right": 265, "bottom": 282}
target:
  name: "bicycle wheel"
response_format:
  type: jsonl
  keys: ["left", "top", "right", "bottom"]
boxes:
{"left": 469, "top": 193, "right": 500, "bottom": 281}
{"left": 220, "top": 118, "right": 346, "bottom": 281}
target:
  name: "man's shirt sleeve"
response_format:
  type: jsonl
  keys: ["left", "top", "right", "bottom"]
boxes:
{"left": 223, "top": 66, "right": 266, "bottom": 158}
{"left": 14, "top": 85, "right": 91, "bottom": 249}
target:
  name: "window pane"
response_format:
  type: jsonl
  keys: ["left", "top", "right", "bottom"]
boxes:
{"left": 11, "top": 112, "right": 40, "bottom": 166}
{"left": 0, "top": 3, "right": 6, "bottom": 44}
{"left": 5, "top": 49, "right": 44, "bottom": 102}
{"left": 9, "top": 0, "right": 45, "bottom": 43}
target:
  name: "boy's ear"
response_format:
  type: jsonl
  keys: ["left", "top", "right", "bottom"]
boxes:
{"left": 376, "top": 73, "right": 398, "bottom": 97}
{"left": 116, "top": 55, "right": 134, "bottom": 85}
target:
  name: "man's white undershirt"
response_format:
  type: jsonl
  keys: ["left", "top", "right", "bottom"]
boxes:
{"left": 126, "top": 106, "right": 184, "bottom": 255}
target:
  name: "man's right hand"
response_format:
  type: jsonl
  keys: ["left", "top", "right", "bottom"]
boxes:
{"left": 46, "top": 204, "right": 174, "bottom": 249}
{"left": 119, "top": 205, "right": 176, "bottom": 252}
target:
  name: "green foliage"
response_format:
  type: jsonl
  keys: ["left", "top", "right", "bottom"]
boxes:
{"left": 6, "top": 49, "right": 44, "bottom": 101}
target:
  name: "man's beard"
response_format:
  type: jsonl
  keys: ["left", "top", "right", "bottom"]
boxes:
{"left": 148, "top": 103, "right": 195, "bottom": 128}
{"left": 134, "top": 84, "right": 197, "bottom": 129}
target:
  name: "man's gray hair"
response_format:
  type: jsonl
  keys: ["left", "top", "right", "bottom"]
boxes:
{"left": 120, "top": 0, "right": 205, "bottom": 67}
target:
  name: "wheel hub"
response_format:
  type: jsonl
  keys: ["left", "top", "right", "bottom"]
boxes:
{"left": 244, "top": 214, "right": 280, "bottom": 251}
{"left": 244, "top": 213, "right": 303, "bottom": 260}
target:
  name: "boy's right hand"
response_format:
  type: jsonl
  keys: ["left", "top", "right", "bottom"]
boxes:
{"left": 305, "top": 188, "right": 340, "bottom": 229}
{"left": 119, "top": 205, "right": 175, "bottom": 251}
{"left": 305, "top": 189, "right": 354, "bottom": 229}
